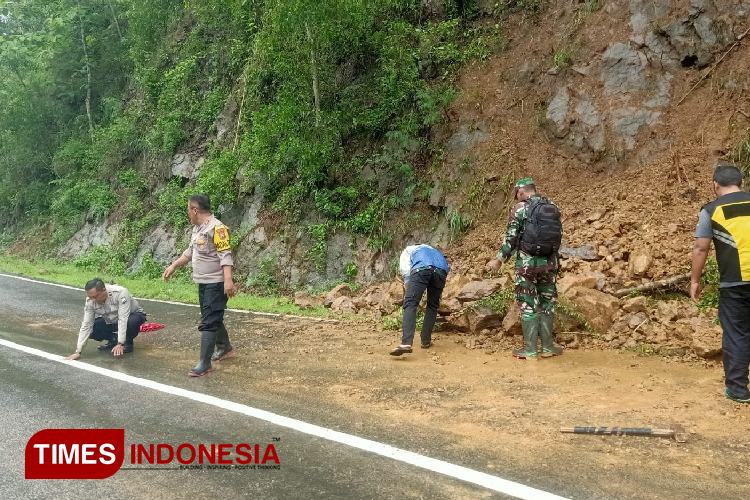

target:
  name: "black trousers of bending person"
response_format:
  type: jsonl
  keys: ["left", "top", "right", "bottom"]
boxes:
{"left": 401, "top": 267, "right": 447, "bottom": 346}
{"left": 719, "top": 284, "right": 750, "bottom": 399}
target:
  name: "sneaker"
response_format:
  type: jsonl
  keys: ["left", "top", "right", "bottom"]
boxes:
{"left": 724, "top": 388, "right": 750, "bottom": 403}
{"left": 420, "top": 342, "right": 433, "bottom": 349}
{"left": 389, "top": 346, "right": 413, "bottom": 356}
{"left": 123, "top": 342, "right": 134, "bottom": 354}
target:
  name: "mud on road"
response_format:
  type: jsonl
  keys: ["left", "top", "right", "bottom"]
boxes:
{"left": 3, "top": 286, "right": 749, "bottom": 499}
{"left": 143, "top": 311, "right": 749, "bottom": 499}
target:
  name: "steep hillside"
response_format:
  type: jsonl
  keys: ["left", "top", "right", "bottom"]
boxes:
{"left": 334, "top": 0, "right": 750, "bottom": 357}
{"left": 2, "top": 1, "right": 749, "bottom": 343}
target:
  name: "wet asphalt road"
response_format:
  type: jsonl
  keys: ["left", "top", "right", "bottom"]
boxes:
{"left": 0, "top": 344, "right": 492, "bottom": 499}
{"left": 0, "top": 274, "right": 509, "bottom": 499}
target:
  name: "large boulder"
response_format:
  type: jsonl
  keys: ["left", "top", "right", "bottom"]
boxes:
{"left": 566, "top": 287, "right": 620, "bottom": 332}
{"left": 456, "top": 278, "right": 508, "bottom": 302}
{"left": 324, "top": 283, "right": 352, "bottom": 307}
{"left": 294, "top": 291, "right": 322, "bottom": 309}
{"left": 354, "top": 283, "right": 400, "bottom": 314}
{"left": 622, "top": 296, "right": 648, "bottom": 314}
{"left": 502, "top": 303, "right": 522, "bottom": 336}
{"left": 445, "top": 311, "right": 470, "bottom": 332}
{"left": 557, "top": 273, "right": 599, "bottom": 296}
{"left": 385, "top": 281, "right": 404, "bottom": 305}
{"left": 628, "top": 248, "right": 653, "bottom": 276}
{"left": 466, "top": 307, "right": 504, "bottom": 333}
{"left": 438, "top": 297, "right": 463, "bottom": 316}
{"left": 442, "top": 274, "right": 472, "bottom": 300}
{"left": 690, "top": 318, "right": 722, "bottom": 358}
{"left": 330, "top": 296, "right": 356, "bottom": 314}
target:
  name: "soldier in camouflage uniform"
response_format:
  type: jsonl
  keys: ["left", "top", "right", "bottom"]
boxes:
{"left": 497, "top": 177, "right": 563, "bottom": 359}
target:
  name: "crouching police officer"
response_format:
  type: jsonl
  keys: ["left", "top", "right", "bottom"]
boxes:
{"left": 65, "top": 278, "right": 146, "bottom": 360}
{"left": 163, "top": 194, "right": 236, "bottom": 377}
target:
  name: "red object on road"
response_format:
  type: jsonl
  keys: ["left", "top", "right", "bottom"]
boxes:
{"left": 139, "top": 322, "right": 165, "bottom": 332}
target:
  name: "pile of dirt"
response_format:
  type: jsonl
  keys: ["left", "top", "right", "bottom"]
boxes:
{"left": 318, "top": 1, "right": 750, "bottom": 358}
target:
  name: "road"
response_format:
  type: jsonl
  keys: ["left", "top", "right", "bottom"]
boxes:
{"left": 2, "top": 273, "right": 748, "bottom": 499}
{"left": 0, "top": 274, "right": 560, "bottom": 499}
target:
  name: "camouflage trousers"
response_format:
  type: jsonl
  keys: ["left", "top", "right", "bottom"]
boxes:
{"left": 514, "top": 268, "right": 557, "bottom": 321}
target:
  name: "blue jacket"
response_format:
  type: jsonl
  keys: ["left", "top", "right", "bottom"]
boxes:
{"left": 399, "top": 245, "right": 449, "bottom": 282}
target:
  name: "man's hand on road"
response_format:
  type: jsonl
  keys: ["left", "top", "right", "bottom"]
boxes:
{"left": 111, "top": 344, "right": 124, "bottom": 357}
{"left": 65, "top": 352, "right": 80, "bottom": 361}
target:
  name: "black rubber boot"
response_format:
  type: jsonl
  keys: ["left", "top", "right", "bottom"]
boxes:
{"left": 189, "top": 330, "right": 216, "bottom": 377}
{"left": 211, "top": 325, "right": 234, "bottom": 361}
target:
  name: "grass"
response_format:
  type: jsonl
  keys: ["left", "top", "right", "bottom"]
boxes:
{"left": 557, "top": 297, "right": 597, "bottom": 335}
{"left": 473, "top": 289, "right": 514, "bottom": 316}
{"left": 0, "top": 254, "right": 331, "bottom": 318}
{"left": 552, "top": 49, "right": 574, "bottom": 69}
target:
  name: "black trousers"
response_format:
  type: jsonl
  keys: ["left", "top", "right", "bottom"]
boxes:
{"left": 720, "top": 284, "right": 750, "bottom": 398}
{"left": 401, "top": 268, "right": 447, "bottom": 346}
{"left": 198, "top": 282, "right": 228, "bottom": 333}
{"left": 90, "top": 312, "right": 146, "bottom": 344}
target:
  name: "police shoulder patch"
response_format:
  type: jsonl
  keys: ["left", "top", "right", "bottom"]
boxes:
{"left": 213, "top": 224, "right": 231, "bottom": 251}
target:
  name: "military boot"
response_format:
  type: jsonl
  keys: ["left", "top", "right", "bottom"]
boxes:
{"left": 189, "top": 330, "right": 217, "bottom": 377}
{"left": 539, "top": 312, "right": 563, "bottom": 358}
{"left": 512, "top": 318, "right": 539, "bottom": 359}
{"left": 211, "top": 325, "right": 234, "bottom": 361}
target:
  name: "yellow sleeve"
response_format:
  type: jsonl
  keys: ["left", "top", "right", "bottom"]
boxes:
{"left": 213, "top": 224, "right": 231, "bottom": 252}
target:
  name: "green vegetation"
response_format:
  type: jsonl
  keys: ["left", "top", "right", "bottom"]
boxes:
{"left": 731, "top": 134, "right": 750, "bottom": 179}
{"left": 446, "top": 208, "right": 473, "bottom": 242}
{"left": 0, "top": 254, "right": 329, "bottom": 317}
{"left": 245, "top": 255, "right": 281, "bottom": 295}
{"left": 552, "top": 48, "right": 574, "bottom": 69}
{"left": 583, "top": 0, "right": 601, "bottom": 13}
{"left": 474, "top": 288, "right": 514, "bottom": 316}
{"left": 557, "top": 297, "right": 596, "bottom": 334}
{"left": 698, "top": 257, "right": 720, "bottom": 311}
{"left": 0, "top": 0, "right": 512, "bottom": 279}
{"left": 381, "top": 310, "right": 424, "bottom": 331}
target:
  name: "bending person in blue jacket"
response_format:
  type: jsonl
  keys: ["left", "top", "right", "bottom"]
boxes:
{"left": 390, "top": 244, "right": 450, "bottom": 356}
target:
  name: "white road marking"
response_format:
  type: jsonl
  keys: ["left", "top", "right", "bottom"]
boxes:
{"left": 0, "top": 272, "right": 338, "bottom": 323}
{"left": 0, "top": 338, "right": 567, "bottom": 500}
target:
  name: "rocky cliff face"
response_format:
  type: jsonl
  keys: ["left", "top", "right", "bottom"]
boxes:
{"left": 542, "top": 0, "right": 747, "bottom": 162}
{"left": 59, "top": 0, "right": 750, "bottom": 296}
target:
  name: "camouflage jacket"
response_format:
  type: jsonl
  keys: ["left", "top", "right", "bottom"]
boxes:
{"left": 497, "top": 195, "right": 559, "bottom": 272}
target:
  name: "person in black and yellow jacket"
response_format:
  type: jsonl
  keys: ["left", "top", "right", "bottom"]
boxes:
{"left": 691, "top": 164, "right": 750, "bottom": 403}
